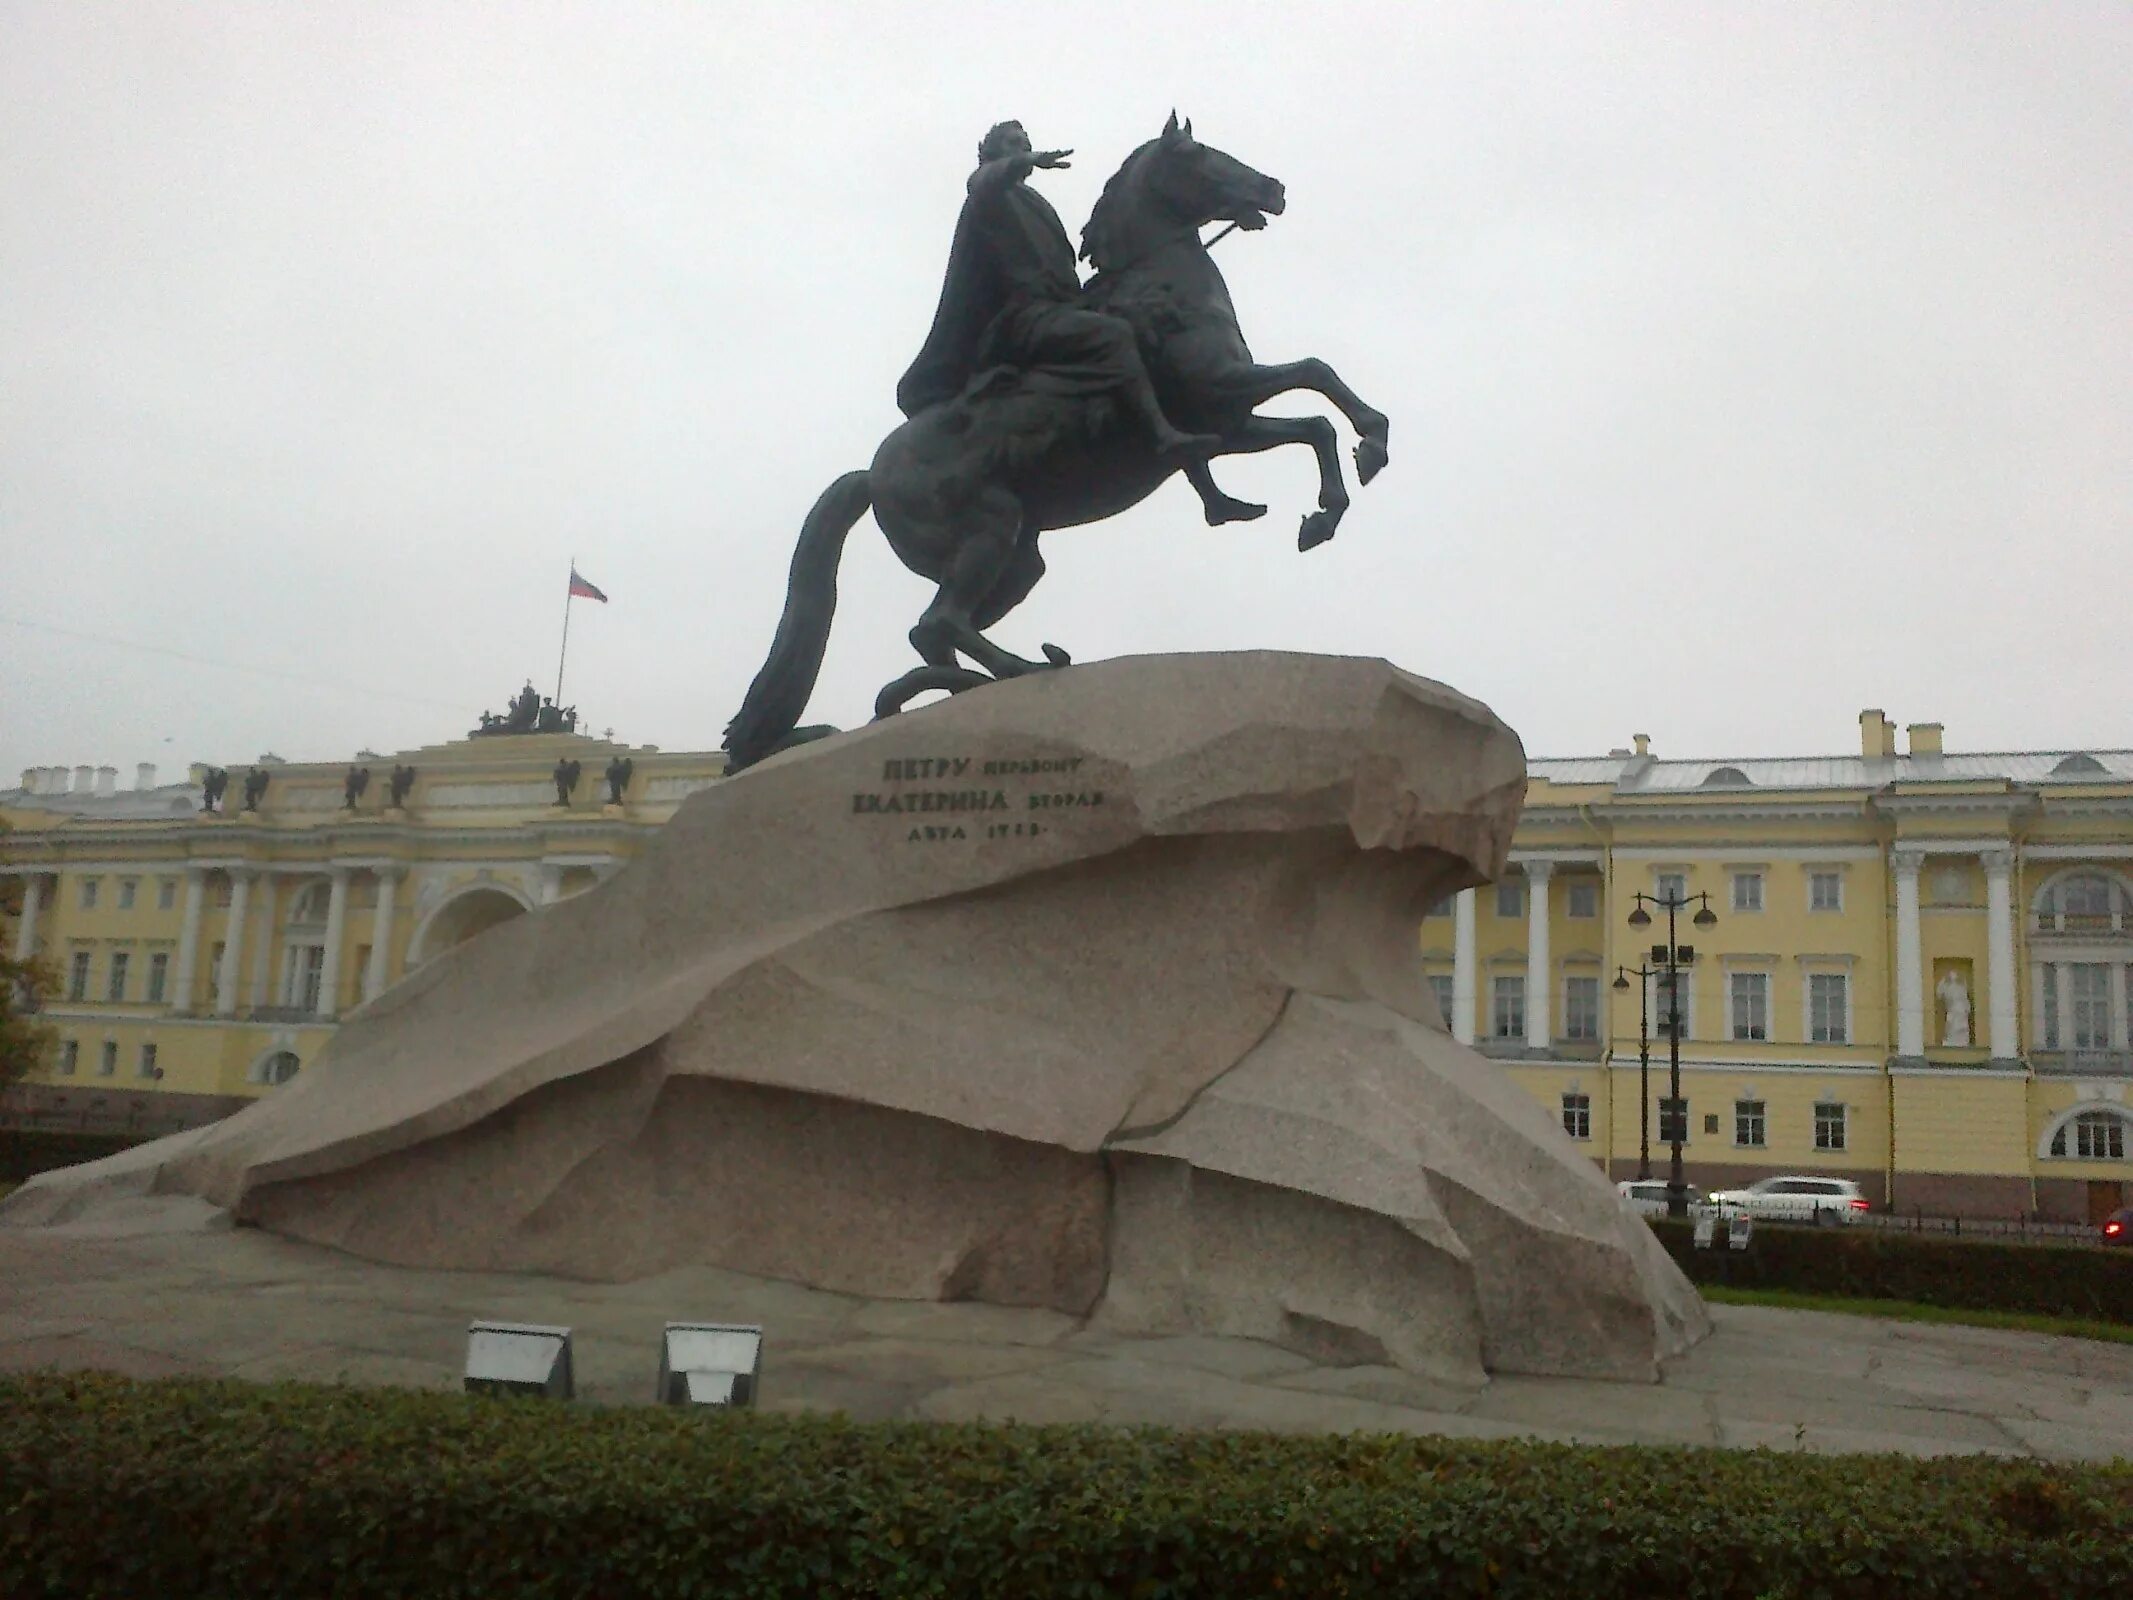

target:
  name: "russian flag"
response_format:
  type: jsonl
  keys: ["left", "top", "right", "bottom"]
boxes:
{"left": 568, "top": 566, "right": 608, "bottom": 603}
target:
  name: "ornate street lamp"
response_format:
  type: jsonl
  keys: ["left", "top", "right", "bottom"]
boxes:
{"left": 1614, "top": 963, "right": 1655, "bottom": 1180}
{"left": 1626, "top": 888, "right": 1718, "bottom": 1218}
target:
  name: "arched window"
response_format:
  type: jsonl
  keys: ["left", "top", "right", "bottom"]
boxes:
{"left": 2051, "top": 753, "right": 2108, "bottom": 776}
{"left": 289, "top": 882, "right": 333, "bottom": 925}
{"left": 249, "top": 1050, "right": 301, "bottom": 1087}
{"left": 1701, "top": 766, "right": 1752, "bottom": 787}
{"left": 2049, "top": 1108, "right": 2128, "bottom": 1161}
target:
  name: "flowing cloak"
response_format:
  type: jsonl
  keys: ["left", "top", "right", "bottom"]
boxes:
{"left": 896, "top": 174, "right": 1119, "bottom": 419}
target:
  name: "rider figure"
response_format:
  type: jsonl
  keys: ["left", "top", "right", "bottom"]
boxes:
{"left": 897, "top": 121, "right": 1221, "bottom": 467}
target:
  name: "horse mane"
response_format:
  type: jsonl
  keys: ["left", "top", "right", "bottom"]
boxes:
{"left": 1079, "top": 137, "right": 1162, "bottom": 274}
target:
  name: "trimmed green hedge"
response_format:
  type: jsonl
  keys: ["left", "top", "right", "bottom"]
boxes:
{"left": 3, "top": 1373, "right": 2131, "bottom": 1598}
{"left": 1652, "top": 1219, "right": 2133, "bottom": 1323}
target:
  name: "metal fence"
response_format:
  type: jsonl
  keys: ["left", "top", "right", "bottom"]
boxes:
{"left": 1853, "top": 1208, "right": 2104, "bottom": 1247}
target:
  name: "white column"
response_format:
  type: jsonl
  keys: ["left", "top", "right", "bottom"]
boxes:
{"left": 215, "top": 869, "right": 252, "bottom": 1017}
{"left": 1893, "top": 848, "right": 1925, "bottom": 1058}
{"left": 12, "top": 872, "right": 43, "bottom": 960}
{"left": 363, "top": 868, "right": 402, "bottom": 1004}
{"left": 1451, "top": 888, "right": 1477, "bottom": 1046}
{"left": 2111, "top": 963, "right": 2130, "bottom": 1053}
{"left": 248, "top": 872, "right": 277, "bottom": 1011}
{"left": 2054, "top": 963, "right": 2073, "bottom": 1052}
{"left": 318, "top": 866, "right": 351, "bottom": 1019}
{"left": 172, "top": 868, "right": 206, "bottom": 1012}
{"left": 1982, "top": 849, "right": 2018, "bottom": 1060}
{"left": 1523, "top": 861, "right": 1553, "bottom": 1051}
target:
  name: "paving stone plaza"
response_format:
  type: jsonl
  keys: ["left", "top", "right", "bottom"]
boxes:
{"left": 5, "top": 1202, "right": 2128, "bottom": 1462}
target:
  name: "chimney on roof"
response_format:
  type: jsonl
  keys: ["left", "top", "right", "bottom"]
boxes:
{"left": 1858, "top": 710, "right": 1895, "bottom": 761}
{"left": 1632, "top": 733, "right": 1651, "bottom": 757}
{"left": 73, "top": 764, "right": 95, "bottom": 794}
{"left": 1906, "top": 723, "right": 1943, "bottom": 758}
{"left": 136, "top": 762, "right": 158, "bottom": 790}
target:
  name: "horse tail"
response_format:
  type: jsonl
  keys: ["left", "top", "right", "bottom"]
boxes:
{"left": 721, "top": 469, "right": 872, "bottom": 772}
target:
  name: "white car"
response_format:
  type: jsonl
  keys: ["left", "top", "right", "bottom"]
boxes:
{"left": 1616, "top": 1179, "right": 1706, "bottom": 1218}
{"left": 1705, "top": 1175, "right": 1870, "bottom": 1226}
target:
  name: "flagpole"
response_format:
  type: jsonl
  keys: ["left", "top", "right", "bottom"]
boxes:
{"left": 554, "top": 557, "right": 575, "bottom": 707}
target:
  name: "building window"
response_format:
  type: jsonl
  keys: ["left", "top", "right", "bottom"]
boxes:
{"left": 2041, "top": 968, "right": 2061, "bottom": 1049}
{"left": 1654, "top": 969, "right": 1689, "bottom": 1041}
{"left": 1809, "top": 871, "right": 1842, "bottom": 912}
{"left": 1658, "top": 1096, "right": 1689, "bottom": 1145}
{"left": 1735, "top": 1099, "right": 1766, "bottom": 1147}
{"left": 68, "top": 950, "right": 91, "bottom": 1001}
{"left": 106, "top": 952, "right": 130, "bottom": 1003}
{"left": 1655, "top": 872, "right": 1686, "bottom": 905}
{"left": 1495, "top": 881, "right": 1523, "bottom": 919}
{"left": 1729, "top": 971, "right": 1769, "bottom": 1041}
{"left": 58, "top": 1039, "right": 78, "bottom": 1075}
{"left": 157, "top": 878, "right": 176, "bottom": 910}
{"left": 79, "top": 878, "right": 100, "bottom": 911}
{"left": 251, "top": 1050, "right": 301, "bottom": 1087}
{"left": 2070, "top": 964, "right": 2111, "bottom": 1050}
{"left": 1491, "top": 975, "right": 1526, "bottom": 1038}
{"left": 147, "top": 952, "right": 169, "bottom": 1004}
{"left": 1561, "top": 1092, "right": 1591, "bottom": 1140}
{"left": 97, "top": 1040, "right": 118, "bottom": 1077}
{"left": 1731, "top": 872, "right": 1763, "bottom": 912}
{"left": 1564, "top": 975, "right": 1600, "bottom": 1041}
{"left": 1809, "top": 973, "right": 1849, "bottom": 1044}
{"left": 2052, "top": 1110, "right": 2127, "bottom": 1161}
{"left": 138, "top": 1042, "right": 159, "bottom": 1080}
{"left": 291, "top": 945, "right": 326, "bottom": 1014}
{"left": 117, "top": 878, "right": 138, "bottom": 910}
{"left": 1814, "top": 1100, "right": 1847, "bottom": 1151}
{"left": 209, "top": 942, "right": 226, "bottom": 1008}
{"left": 1427, "top": 974, "right": 1455, "bottom": 1029}
{"left": 1567, "top": 881, "right": 1598, "bottom": 919}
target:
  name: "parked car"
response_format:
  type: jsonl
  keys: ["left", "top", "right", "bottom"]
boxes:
{"left": 1616, "top": 1179, "right": 1706, "bottom": 1218}
{"left": 1705, "top": 1175, "right": 1870, "bottom": 1226}
{"left": 2103, "top": 1208, "right": 2131, "bottom": 1246}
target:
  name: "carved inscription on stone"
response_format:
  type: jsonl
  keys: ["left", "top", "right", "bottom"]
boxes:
{"left": 850, "top": 755, "right": 1105, "bottom": 843}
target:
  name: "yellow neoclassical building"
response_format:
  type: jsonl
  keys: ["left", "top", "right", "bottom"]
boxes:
{"left": 5, "top": 705, "right": 2130, "bottom": 1221}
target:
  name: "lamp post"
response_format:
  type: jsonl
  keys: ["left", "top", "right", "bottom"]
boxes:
{"left": 1625, "top": 888, "right": 1718, "bottom": 1218}
{"left": 1613, "top": 961, "right": 1657, "bottom": 1181}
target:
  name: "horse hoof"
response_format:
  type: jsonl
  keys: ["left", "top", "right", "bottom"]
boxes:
{"left": 1354, "top": 437, "right": 1389, "bottom": 486}
{"left": 1203, "top": 496, "right": 1268, "bottom": 527}
{"left": 1042, "top": 643, "right": 1072, "bottom": 666}
{"left": 1298, "top": 511, "right": 1339, "bottom": 551}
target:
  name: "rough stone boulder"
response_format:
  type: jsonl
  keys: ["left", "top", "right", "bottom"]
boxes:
{"left": 5, "top": 652, "right": 1708, "bottom": 1383}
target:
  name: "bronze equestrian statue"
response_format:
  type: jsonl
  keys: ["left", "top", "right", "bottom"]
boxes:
{"left": 724, "top": 115, "right": 1389, "bottom": 772}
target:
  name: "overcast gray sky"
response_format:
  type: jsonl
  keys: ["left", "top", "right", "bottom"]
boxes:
{"left": 3, "top": 2, "right": 2127, "bottom": 783}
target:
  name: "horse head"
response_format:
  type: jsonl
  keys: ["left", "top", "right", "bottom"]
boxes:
{"left": 1080, "top": 113, "right": 1287, "bottom": 274}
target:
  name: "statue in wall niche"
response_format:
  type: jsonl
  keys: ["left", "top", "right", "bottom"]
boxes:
{"left": 342, "top": 766, "right": 371, "bottom": 811}
{"left": 1938, "top": 968, "right": 1973, "bottom": 1048}
{"left": 720, "top": 113, "right": 1391, "bottom": 772}
{"left": 387, "top": 765, "right": 417, "bottom": 808}
{"left": 553, "top": 758, "right": 582, "bottom": 807}
{"left": 198, "top": 768, "right": 228, "bottom": 813}
{"left": 241, "top": 768, "right": 270, "bottom": 812}
{"left": 603, "top": 754, "right": 634, "bottom": 806}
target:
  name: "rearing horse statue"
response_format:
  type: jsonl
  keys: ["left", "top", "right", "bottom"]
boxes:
{"left": 722, "top": 115, "right": 1391, "bottom": 772}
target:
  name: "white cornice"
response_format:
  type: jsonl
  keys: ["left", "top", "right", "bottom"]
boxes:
{"left": 1610, "top": 845, "right": 1881, "bottom": 862}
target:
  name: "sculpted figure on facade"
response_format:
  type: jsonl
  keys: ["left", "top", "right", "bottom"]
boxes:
{"left": 240, "top": 768, "right": 270, "bottom": 812}
{"left": 342, "top": 766, "right": 371, "bottom": 811}
{"left": 1938, "top": 967, "right": 1972, "bottom": 1048}
{"left": 198, "top": 768, "right": 228, "bottom": 814}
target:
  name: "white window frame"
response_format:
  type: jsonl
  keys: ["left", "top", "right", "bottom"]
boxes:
{"left": 106, "top": 951, "right": 130, "bottom": 1003}
{"left": 68, "top": 949, "right": 91, "bottom": 1001}
{"left": 1427, "top": 972, "right": 1455, "bottom": 1029}
{"left": 1494, "top": 880, "right": 1524, "bottom": 919}
{"left": 1813, "top": 1099, "right": 1848, "bottom": 1151}
{"left": 1803, "top": 966, "right": 1852, "bottom": 1045}
{"left": 1657, "top": 1094, "right": 1690, "bottom": 1146}
{"left": 1808, "top": 868, "right": 1844, "bottom": 913}
{"left": 1734, "top": 1097, "right": 1767, "bottom": 1148}
{"left": 1653, "top": 869, "right": 1688, "bottom": 906}
{"left": 1647, "top": 966, "right": 1695, "bottom": 1042}
{"left": 1566, "top": 881, "right": 1598, "bottom": 919}
{"left": 58, "top": 1039, "right": 79, "bottom": 1075}
{"left": 1560, "top": 1092, "right": 1591, "bottom": 1141}
{"left": 146, "top": 951, "right": 169, "bottom": 1005}
{"left": 2073, "top": 1110, "right": 2126, "bottom": 1161}
{"left": 1562, "top": 972, "right": 1600, "bottom": 1042}
{"left": 2069, "top": 963, "right": 2111, "bottom": 1050}
{"left": 1491, "top": 973, "right": 1526, "bottom": 1039}
{"left": 157, "top": 877, "right": 177, "bottom": 911}
{"left": 97, "top": 1040, "right": 118, "bottom": 1078}
{"left": 78, "top": 877, "right": 100, "bottom": 911}
{"left": 117, "top": 878, "right": 138, "bottom": 910}
{"left": 1730, "top": 870, "right": 1764, "bottom": 913}
{"left": 137, "top": 1041, "right": 159, "bottom": 1080}
{"left": 1726, "top": 968, "right": 1772, "bottom": 1042}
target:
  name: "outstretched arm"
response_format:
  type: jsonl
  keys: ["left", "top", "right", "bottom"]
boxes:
{"left": 967, "top": 147, "right": 1072, "bottom": 198}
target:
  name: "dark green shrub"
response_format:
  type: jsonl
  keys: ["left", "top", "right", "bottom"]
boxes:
{"left": 2, "top": 1372, "right": 2130, "bottom": 1598}
{"left": 1650, "top": 1219, "right": 2133, "bottom": 1322}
